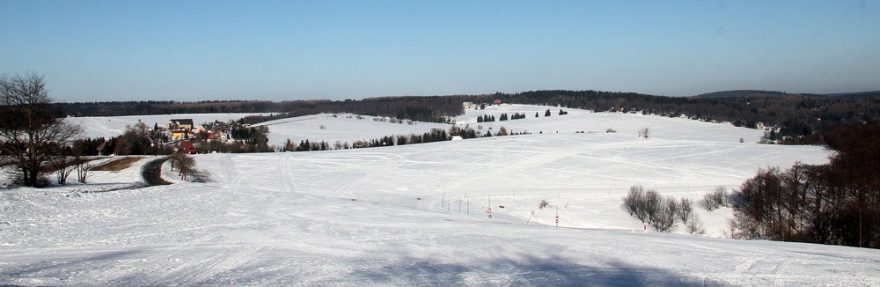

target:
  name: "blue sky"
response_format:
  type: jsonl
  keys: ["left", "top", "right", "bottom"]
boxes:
{"left": 1, "top": 0, "right": 878, "bottom": 102}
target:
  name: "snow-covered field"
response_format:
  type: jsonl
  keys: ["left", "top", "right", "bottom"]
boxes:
{"left": 3, "top": 105, "right": 879, "bottom": 286}
{"left": 457, "top": 104, "right": 763, "bottom": 143}
{"left": 65, "top": 113, "right": 266, "bottom": 139}
{"left": 254, "top": 113, "right": 451, "bottom": 147}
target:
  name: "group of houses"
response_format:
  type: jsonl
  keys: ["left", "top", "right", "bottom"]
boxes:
{"left": 161, "top": 119, "right": 234, "bottom": 153}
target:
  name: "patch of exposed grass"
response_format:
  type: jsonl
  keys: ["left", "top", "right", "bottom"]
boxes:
{"left": 91, "top": 157, "right": 145, "bottom": 172}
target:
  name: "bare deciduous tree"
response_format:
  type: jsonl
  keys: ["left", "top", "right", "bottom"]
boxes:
{"left": 702, "top": 186, "right": 730, "bottom": 211}
{"left": 51, "top": 156, "right": 76, "bottom": 185}
{"left": 0, "top": 74, "right": 81, "bottom": 187}
{"left": 76, "top": 157, "right": 91, "bottom": 183}
{"left": 638, "top": 127, "right": 650, "bottom": 139}
{"left": 168, "top": 150, "right": 195, "bottom": 180}
{"left": 677, "top": 198, "right": 693, "bottom": 223}
{"left": 686, "top": 214, "right": 705, "bottom": 235}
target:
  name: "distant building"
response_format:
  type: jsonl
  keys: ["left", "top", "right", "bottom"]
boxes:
{"left": 205, "top": 130, "right": 229, "bottom": 142}
{"left": 168, "top": 119, "right": 194, "bottom": 141}
{"left": 494, "top": 99, "right": 503, "bottom": 105}
{"left": 462, "top": 102, "right": 476, "bottom": 110}
{"left": 178, "top": 140, "right": 197, "bottom": 154}
{"left": 168, "top": 119, "right": 194, "bottom": 130}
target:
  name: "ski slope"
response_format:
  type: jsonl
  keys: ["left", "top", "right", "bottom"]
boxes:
{"left": 3, "top": 106, "right": 878, "bottom": 286}
{"left": 65, "top": 113, "right": 266, "bottom": 139}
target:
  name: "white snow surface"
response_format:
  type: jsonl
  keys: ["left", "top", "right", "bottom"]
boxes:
{"left": 458, "top": 104, "right": 764, "bottom": 143}
{"left": 254, "top": 113, "right": 451, "bottom": 147}
{"left": 65, "top": 113, "right": 266, "bottom": 139}
{"left": 3, "top": 106, "right": 879, "bottom": 286}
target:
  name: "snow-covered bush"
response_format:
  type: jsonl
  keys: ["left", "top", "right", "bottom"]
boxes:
{"left": 702, "top": 186, "right": 729, "bottom": 211}
{"left": 686, "top": 215, "right": 705, "bottom": 235}
{"left": 539, "top": 200, "right": 550, "bottom": 209}
{"left": 623, "top": 186, "right": 681, "bottom": 232}
{"left": 623, "top": 186, "right": 648, "bottom": 221}
{"left": 677, "top": 198, "right": 693, "bottom": 222}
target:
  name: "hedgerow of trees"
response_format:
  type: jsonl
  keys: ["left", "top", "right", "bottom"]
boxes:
{"left": 730, "top": 121, "right": 880, "bottom": 248}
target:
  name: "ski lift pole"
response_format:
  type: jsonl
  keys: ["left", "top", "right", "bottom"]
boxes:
{"left": 555, "top": 205, "right": 559, "bottom": 227}
{"left": 487, "top": 195, "right": 492, "bottom": 219}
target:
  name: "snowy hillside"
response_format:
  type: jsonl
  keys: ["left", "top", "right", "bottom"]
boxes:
{"left": 248, "top": 104, "right": 762, "bottom": 147}
{"left": 253, "top": 113, "right": 451, "bottom": 147}
{"left": 458, "top": 104, "right": 763, "bottom": 143}
{"left": 63, "top": 104, "right": 761, "bottom": 147}
{"left": 65, "top": 113, "right": 266, "bottom": 139}
{"left": 3, "top": 106, "right": 878, "bottom": 286}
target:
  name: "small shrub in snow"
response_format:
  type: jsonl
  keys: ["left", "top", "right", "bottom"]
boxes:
{"left": 642, "top": 190, "right": 663, "bottom": 224}
{"left": 702, "top": 186, "right": 729, "bottom": 211}
{"left": 666, "top": 197, "right": 678, "bottom": 217}
{"left": 638, "top": 127, "right": 650, "bottom": 139}
{"left": 623, "top": 186, "right": 648, "bottom": 221}
{"left": 650, "top": 197, "right": 677, "bottom": 232}
{"left": 76, "top": 160, "right": 92, "bottom": 183}
{"left": 539, "top": 200, "right": 550, "bottom": 210}
{"left": 650, "top": 195, "right": 678, "bottom": 232}
{"left": 686, "top": 214, "right": 705, "bottom": 235}
{"left": 52, "top": 156, "right": 76, "bottom": 185}
{"left": 623, "top": 186, "right": 680, "bottom": 232}
{"left": 677, "top": 198, "right": 693, "bottom": 222}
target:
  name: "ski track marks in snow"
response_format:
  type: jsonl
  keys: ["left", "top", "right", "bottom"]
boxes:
{"left": 3, "top": 105, "right": 879, "bottom": 286}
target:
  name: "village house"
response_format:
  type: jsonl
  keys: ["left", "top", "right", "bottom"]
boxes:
{"left": 178, "top": 140, "right": 197, "bottom": 154}
{"left": 168, "top": 119, "right": 194, "bottom": 141}
{"left": 200, "top": 120, "right": 232, "bottom": 142}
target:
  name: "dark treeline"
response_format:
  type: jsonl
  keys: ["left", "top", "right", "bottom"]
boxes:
{"left": 280, "top": 124, "right": 511, "bottom": 152}
{"left": 53, "top": 100, "right": 277, "bottom": 117}
{"left": 55, "top": 97, "right": 469, "bottom": 124}
{"left": 489, "top": 91, "right": 880, "bottom": 144}
{"left": 730, "top": 121, "right": 880, "bottom": 248}
{"left": 53, "top": 90, "right": 880, "bottom": 144}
